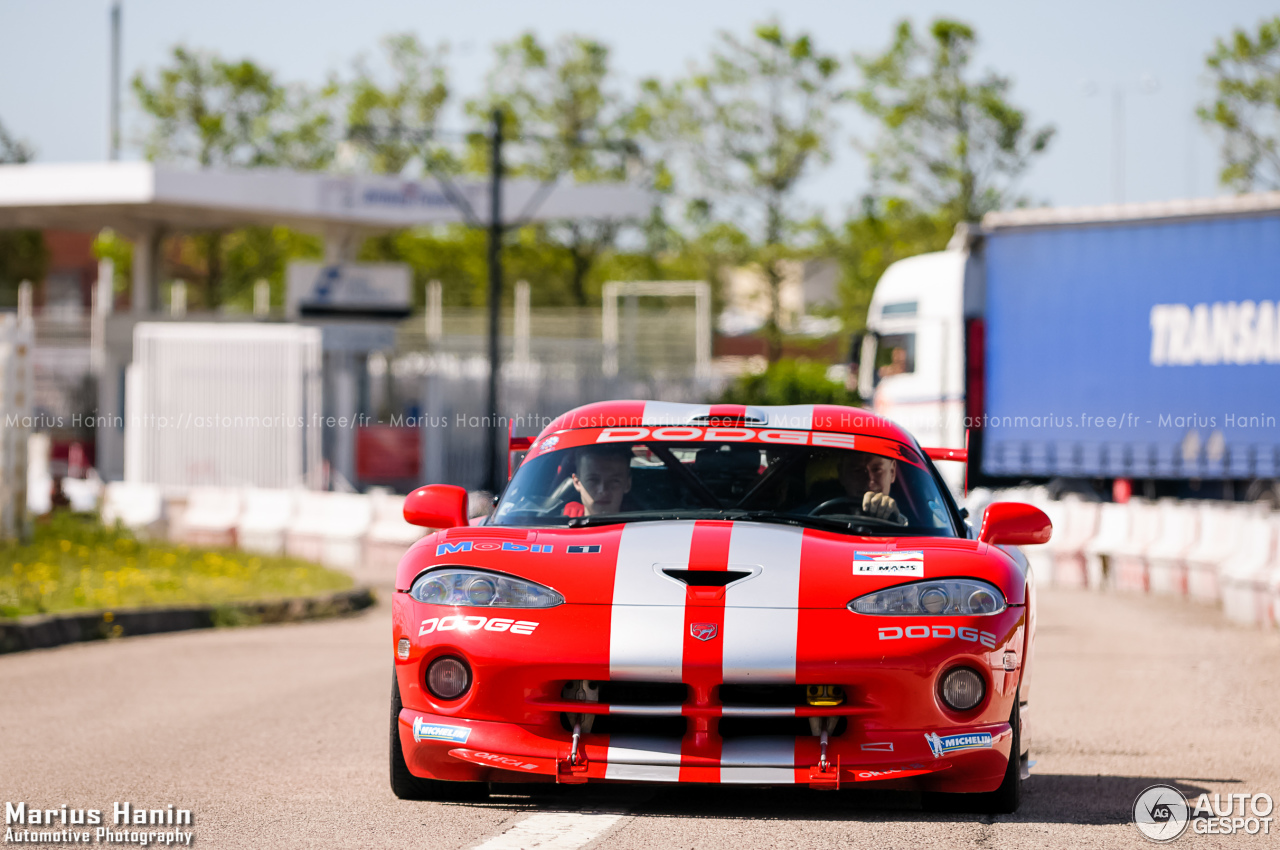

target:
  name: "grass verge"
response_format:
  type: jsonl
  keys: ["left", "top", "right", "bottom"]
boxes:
{"left": 0, "top": 511, "right": 353, "bottom": 620}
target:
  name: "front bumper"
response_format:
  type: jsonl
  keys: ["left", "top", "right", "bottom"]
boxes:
{"left": 392, "top": 594, "right": 1026, "bottom": 791}
{"left": 396, "top": 711, "right": 1013, "bottom": 790}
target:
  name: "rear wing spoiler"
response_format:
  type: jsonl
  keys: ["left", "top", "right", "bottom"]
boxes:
{"left": 925, "top": 430, "right": 972, "bottom": 496}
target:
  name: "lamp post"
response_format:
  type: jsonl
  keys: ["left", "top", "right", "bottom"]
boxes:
{"left": 1083, "top": 74, "right": 1160, "bottom": 204}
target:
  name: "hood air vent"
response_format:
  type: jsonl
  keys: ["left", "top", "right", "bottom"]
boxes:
{"left": 662, "top": 569, "right": 754, "bottom": 587}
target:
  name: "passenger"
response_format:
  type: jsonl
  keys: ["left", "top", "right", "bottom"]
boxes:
{"left": 565, "top": 446, "right": 633, "bottom": 516}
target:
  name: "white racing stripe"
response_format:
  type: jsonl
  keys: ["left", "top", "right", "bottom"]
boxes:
{"left": 609, "top": 522, "right": 692, "bottom": 681}
{"left": 605, "top": 735, "right": 684, "bottom": 782}
{"left": 720, "top": 737, "right": 797, "bottom": 784}
{"left": 640, "top": 400, "right": 710, "bottom": 426}
{"left": 762, "top": 404, "right": 814, "bottom": 430}
{"left": 469, "top": 811, "right": 626, "bottom": 850}
{"left": 722, "top": 523, "right": 804, "bottom": 682}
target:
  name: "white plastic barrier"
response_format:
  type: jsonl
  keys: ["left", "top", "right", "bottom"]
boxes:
{"left": 61, "top": 472, "right": 103, "bottom": 513}
{"left": 27, "top": 433, "right": 52, "bottom": 517}
{"left": 1022, "top": 499, "right": 1069, "bottom": 586}
{"left": 284, "top": 492, "right": 333, "bottom": 565}
{"left": 1047, "top": 498, "right": 1099, "bottom": 588}
{"left": 101, "top": 481, "right": 166, "bottom": 538}
{"left": 321, "top": 493, "right": 374, "bottom": 571}
{"left": 237, "top": 489, "right": 297, "bottom": 556}
{"left": 174, "top": 487, "right": 242, "bottom": 548}
{"left": 284, "top": 491, "right": 372, "bottom": 572}
{"left": 1083, "top": 503, "right": 1130, "bottom": 590}
{"left": 1267, "top": 551, "right": 1280, "bottom": 630}
{"left": 1111, "top": 500, "right": 1163, "bottom": 593}
{"left": 364, "top": 489, "right": 427, "bottom": 579}
{"left": 1220, "top": 512, "right": 1277, "bottom": 627}
{"left": 1184, "top": 504, "right": 1250, "bottom": 604}
{"left": 1146, "top": 502, "right": 1200, "bottom": 596}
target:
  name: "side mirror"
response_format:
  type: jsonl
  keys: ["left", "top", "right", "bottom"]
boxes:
{"left": 978, "top": 502, "right": 1052, "bottom": 546}
{"left": 404, "top": 484, "right": 469, "bottom": 529}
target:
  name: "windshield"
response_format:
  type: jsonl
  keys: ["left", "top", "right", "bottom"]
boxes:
{"left": 491, "top": 428, "right": 959, "bottom": 537}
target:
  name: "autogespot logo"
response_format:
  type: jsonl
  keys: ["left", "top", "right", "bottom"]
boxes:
{"left": 1134, "top": 785, "right": 1190, "bottom": 842}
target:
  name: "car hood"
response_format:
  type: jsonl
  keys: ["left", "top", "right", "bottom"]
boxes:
{"left": 396, "top": 520, "right": 1026, "bottom": 608}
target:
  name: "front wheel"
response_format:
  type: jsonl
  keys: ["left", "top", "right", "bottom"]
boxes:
{"left": 922, "top": 700, "right": 1022, "bottom": 815}
{"left": 389, "top": 670, "right": 488, "bottom": 802}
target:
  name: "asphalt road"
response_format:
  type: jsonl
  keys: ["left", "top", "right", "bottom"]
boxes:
{"left": 2, "top": 585, "right": 1277, "bottom": 849}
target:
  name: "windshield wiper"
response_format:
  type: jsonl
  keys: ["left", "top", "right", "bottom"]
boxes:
{"left": 726, "top": 510, "right": 940, "bottom": 536}
{"left": 567, "top": 510, "right": 727, "bottom": 528}
{"left": 566, "top": 509, "right": 942, "bottom": 536}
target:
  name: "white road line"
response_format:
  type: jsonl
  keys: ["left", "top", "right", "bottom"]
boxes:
{"left": 469, "top": 811, "right": 626, "bottom": 850}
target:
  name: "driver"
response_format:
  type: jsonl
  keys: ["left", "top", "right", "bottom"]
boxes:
{"left": 806, "top": 450, "right": 904, "bottom": 523}
{"left": 837, "top": 451, "right": 903, "bottom": 522}
{"left": 566, "top": 446, "right": 633, "bottom": 516}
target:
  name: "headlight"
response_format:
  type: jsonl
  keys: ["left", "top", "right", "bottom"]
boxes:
{"left": 849, "top": 579, "right": 1006, "bottom": 616}
{"left": 409, "top": 568, "right": 564, "bottom": 608}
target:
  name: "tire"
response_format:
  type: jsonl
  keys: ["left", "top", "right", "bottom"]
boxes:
{"left": 922, "top": 699, "right": 1022, "bottom": 815}
{"left": 390, "top": 670, "right": 488, "bottom": 802}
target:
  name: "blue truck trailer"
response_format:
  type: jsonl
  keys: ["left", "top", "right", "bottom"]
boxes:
{"left": 858, "top": 195, "right": 1280, "bottom": 503}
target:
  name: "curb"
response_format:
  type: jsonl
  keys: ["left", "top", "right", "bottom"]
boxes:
{"left": 0, "top": 586, "right": 377, "bottom": 654}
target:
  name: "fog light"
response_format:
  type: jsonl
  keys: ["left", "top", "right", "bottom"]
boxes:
{"left": 940, "top": 667, "right": 984, "bottom": 711}
{"left": 806, "top": 684, "right": 845, "bottom": 706}
{"left": 397, "top": 638, "right": 410, "bottom": 660}
{"left": 426, "top": 656, "right": 471, "bottom": 700}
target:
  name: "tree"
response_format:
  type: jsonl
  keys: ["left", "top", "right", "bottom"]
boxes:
{"left": 0, "top": 119, "right": 48, "bottom": 306}
{"left": 134, "top": 46, "right": 334, "bottom": 170}
{"left": 825, "top": 196, "right": 952, "bottom": 330}
{"left": 344, "top": 34, "right": 451, "bottom": 175}
{"left": 1198, "top": 16, "right": 1280, "bottom": 191}
{"left": 853, "top": 19, "right": 1054, "bottom": 224}
{"left": 640, "top": 21, "right": 842, "bottom": 361}
{"left": 467, "top": 32, "right": 639, "bottom": 306}
{"left": 133, "top": 47, "right": 335, "bottom": 306}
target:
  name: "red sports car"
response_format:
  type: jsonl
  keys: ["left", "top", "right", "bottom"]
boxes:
{"left": 390, "top": 402, "right": 1050, "bottom": 812}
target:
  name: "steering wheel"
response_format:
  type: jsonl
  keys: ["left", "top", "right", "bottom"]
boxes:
{"left": 807, "top": 496, "right": 906, "bottom": 526}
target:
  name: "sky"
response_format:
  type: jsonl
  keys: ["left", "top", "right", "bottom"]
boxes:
{"left": 1, "top": 0, "right": 1277, "bottom": 221}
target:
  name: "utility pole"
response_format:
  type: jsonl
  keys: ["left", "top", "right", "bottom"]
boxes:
{"left": 485, "top": 109, "right": 504, "bottom": 494}
{"left": 109, "top": 1, "right": 122, "bottom": 161}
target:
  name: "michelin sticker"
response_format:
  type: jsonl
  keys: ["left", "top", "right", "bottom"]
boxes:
{"left": 413, "top": 717, "right": 472, "bottom": 744}
{"left": 854, "top": 551, "right": 925, "bottom": 577}
{"left": 925, "top": 732, "right": 993, "bottom": 758}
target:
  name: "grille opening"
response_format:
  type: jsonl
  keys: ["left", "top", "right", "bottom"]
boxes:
{"left": 717, "top": 684, "right": 809, "bottom": 707}
{"left": 662, "top": 569, "right": 753, "bottom": 587}
{"left": 596, "top": 681, "right": 688, "bottom": 705}
{"left": 562, "top": 714, "right": 687, "bottom": 737}
{"left": 718, "top": 716, "right": 848, "bottom": 739}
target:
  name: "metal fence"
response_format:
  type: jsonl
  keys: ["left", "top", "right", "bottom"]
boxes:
{"left": 389, "top": 305, "right": 720, "bottom": 491}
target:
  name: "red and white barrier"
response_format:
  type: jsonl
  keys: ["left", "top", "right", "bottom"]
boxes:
{"left": 1146, "top": 502, "right": 1200, "bottom": 597}
{"left": 1220, "top": 512, "right": 1277, "bottom": 627}
{"left": 173, "top": 487, "right": 242, "bottom": 548}
{"left": 990, "top": 487, "right": 1280, "bottom": 630}
{"left": 1110, "top": 500, "right": 1162, "bottom": 593}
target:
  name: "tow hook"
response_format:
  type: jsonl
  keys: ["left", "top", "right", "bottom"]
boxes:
{"left": 807, "top": 717, "right": 841, "bottom": 789}
{"left": 556, "top": 716, "right": 590, "bottom": 784}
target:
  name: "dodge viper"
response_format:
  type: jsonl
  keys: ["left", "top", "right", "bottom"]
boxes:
{"left": 390, "top": 402, "right": 1050, "bottom": 812}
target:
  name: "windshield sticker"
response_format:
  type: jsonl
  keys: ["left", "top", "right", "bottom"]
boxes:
{"left": 854, "top": 551, "right": 924, "bottom": 577}
{"left": 436, "top": 541, "right": 553, "bottom": 556}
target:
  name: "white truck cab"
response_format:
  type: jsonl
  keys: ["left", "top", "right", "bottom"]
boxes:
{"left": 859, "top": 236, "right": 975, "bottom": 495}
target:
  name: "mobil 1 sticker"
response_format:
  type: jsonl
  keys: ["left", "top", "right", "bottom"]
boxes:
{"left": 854, "top": 551, "right": 924, "bottom": 577}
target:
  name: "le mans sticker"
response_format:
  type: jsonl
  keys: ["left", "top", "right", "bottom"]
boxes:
{"left": 854, "top": 551, "right": 925, "bottom": 577}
